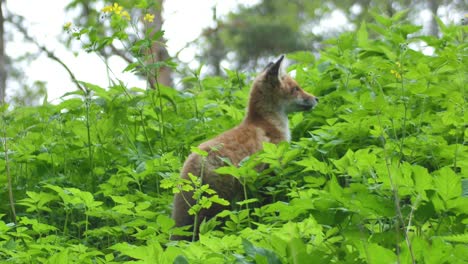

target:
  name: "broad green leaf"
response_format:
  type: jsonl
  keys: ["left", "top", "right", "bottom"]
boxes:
{"left": 412, "top": 165, "right": 433, "bottom": 200}
{"left": 366, "top": 243, "right": 397, "bottom": 263}
{"left": 295, "top": 156, "right": 328, "bottom": 174}
{"left": 110, "top": 242, "right": 162, "bottom": 261}
{"left": 286, "top": 238, "right": 309, "bottom": 264}
{"left": 357, "top": 22, "right": 369, "bottom": 48}
{"left": 47, "top": 248, "right": 69, "bottom": 264}
{"left": 242, "top": 239, "right": 282, "bottom": 264}
{"left": 434, "top": 167, "right": 461, "bottom": 201}
{"left": 439, "top": 233, "right": 468, "bottom": 243}
{"left": 174, "top": 255, "right": 190, "bottom": 264}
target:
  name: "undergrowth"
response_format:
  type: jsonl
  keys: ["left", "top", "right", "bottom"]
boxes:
{"left": 1, "top": 7, "right": 467, "bottom": 264}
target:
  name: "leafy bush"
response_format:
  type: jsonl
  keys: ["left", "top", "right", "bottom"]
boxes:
{"left": 1, "top": 9, "right": 467, "bottom": 264}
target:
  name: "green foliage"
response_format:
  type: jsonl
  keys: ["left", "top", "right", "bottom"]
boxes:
{"left": 1, "top": 11, "right": 467, "bottom": 264}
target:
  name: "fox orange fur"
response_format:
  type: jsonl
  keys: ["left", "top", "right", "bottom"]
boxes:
{"left": 171, "top": 55, "right": 318, "bottom": 240}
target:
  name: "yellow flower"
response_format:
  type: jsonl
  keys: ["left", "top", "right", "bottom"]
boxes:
{"left": 113, "top": 3, "right": 123, "bottom": 15}
{"left": 390, "top": 69, "right": 401, "bottom": 80}
{"left": 121, "top": 10, "right": 130, "bottom": 20}
{"left": 143, "top": 13, "right": 155, "bottom": 23}
{"left": 63, "top": 22, "right": 72, "bottom": 30}
{"left": 101, "top": 5, "right": 113, "bottom": 13}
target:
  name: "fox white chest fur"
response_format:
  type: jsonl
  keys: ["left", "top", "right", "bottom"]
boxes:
{"left": 171, "top": 55, "right": 318, "bottom": 240}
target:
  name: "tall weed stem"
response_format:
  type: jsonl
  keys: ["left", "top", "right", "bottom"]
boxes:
{"left": 377, "top": 113, "right": 415, "bottom": 264}
{"left": 84, "top": 91, "right": 94, "bottom": 190}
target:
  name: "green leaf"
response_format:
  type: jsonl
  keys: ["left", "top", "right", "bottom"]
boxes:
{"left": 110, "top": 242, "right": 162, "bottom": 261}
{"left": 47, "top": 248, "right": 69, "bottom": 264}
{"left": 295, "top": 156, "right": 328, "bottom": 174}
{"left": 191, "top": 146, "right": 208, "bottom": 157}
{"left": 174, "top": 255, "right": 190, "bottom": 264}
{"left": 370, "top": 12, "right": 392, "bottom": 27}
{"left": 157, "top": 214, "right": 175, "bottom": 232}
{"left": 236, "top": 198, "right": 259, "bottom": 206}
{"left": 81, "top": 82, "right": 110, "bottom": 100}
{"left": 434, "top": 167, "right": 461, "bottom": 201}
{"left": 210, "top": 195, "right": 230, "bottom": 206}
{"left": 439, "top": 233, "right": 468, "bottom": 243}
{"left": 287, "top": 238, "right": 310, "bottom": 264}
{"left": 123, "top": 62, "right": 139, "bottom": 73}
{"left": 215, "top": 165, "right": 240, "bottom": 177}
{"left": 242, "top": 239, "right": 282, "bottom": 264}
{"left": 366, "top": 243, "right": 397, "bottom": 263}
{"left": 391, "top": 9, "right": 410, "bottom": 21}
{"left": 287, "top": 51, "right": 315, "bottom": 64}
{"left": 151, "top": 30, "right": 165, "bottom": 41}
{"left": 357, "top": 22, "right": 369, "bottom": 48}
{"left": 412, "top": 165, "right": 433, "bottom": 200}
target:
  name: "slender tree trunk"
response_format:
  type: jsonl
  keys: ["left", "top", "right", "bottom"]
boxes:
{"left": 146, "top": 0, "right": 173, "bottom": 88}
{"left": 0, "top": 1, "right": 6, "bottom": 103}
{"left": 427, "top": 0, "right": 439, "bottom": 36}
{"left": 211, "top": 7, "right": 224, "bottom": 76}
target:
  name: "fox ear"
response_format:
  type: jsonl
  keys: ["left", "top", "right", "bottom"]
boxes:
{"left": 264, "top": 62, "right": 274, "bottom": 71}
{"left": 266, "top": 55, "right": 284, "bottom": 80}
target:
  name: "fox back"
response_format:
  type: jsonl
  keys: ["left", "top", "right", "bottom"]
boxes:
{"left": 171, "top": 55, "right": 318, "bottom": 240}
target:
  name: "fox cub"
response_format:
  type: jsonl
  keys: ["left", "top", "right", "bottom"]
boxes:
{"left": 171, "top": 55, "right": 318, "bottom": 240}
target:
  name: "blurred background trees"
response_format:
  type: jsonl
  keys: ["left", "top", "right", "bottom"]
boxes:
{"left": 1, "top": 0, "right": 466, "bottom": 104}
{"left": 0, "top": 1, "right": 5, "bottom": 103}
{"left": 197, "top": 0, "right": 467, "bottom": 74}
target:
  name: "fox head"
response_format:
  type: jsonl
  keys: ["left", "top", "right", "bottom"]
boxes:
{"left": 249, "top": 55, "right": 318, "bottom": 115}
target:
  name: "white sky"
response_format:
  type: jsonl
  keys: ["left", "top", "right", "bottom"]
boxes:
{"left": 5, "top": 0, "right": 256, "bottom": 103}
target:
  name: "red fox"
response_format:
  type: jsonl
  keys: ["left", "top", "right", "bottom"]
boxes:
{"left": 171, "top": 55, "right": 318, "bottom": 240}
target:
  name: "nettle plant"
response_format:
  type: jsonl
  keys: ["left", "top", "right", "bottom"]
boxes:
{"left": 0, "top": 6, "right": 467, "bottom": 263}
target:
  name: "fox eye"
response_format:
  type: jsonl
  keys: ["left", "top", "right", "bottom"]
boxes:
{"left": 292, "top": 86, "right": 299, "bottom": 93}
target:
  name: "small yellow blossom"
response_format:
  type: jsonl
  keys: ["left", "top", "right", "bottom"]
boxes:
{"left": 121, "top": 10, "right": 130, "bottom": 20}
{"left": 390, "top": 69, "right": 401, "bottom": 80}
{"left": 63, "top": 22, "right": 72, "bottom": 30}
{"left": 101, "top": 5, "right": 113, "bottom": 13}
{"left": 143, "top": 13, "right": 155, "bottom": 23}
{"left": 113, "top": 3, "right": 123, "bottom": 15}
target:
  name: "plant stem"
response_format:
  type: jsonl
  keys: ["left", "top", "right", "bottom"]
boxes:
{"left": 85, "top": 208, "right": 89, "bottom": 239}
{"left": 63, "top": 210, "right": 69, "bottom": 236}
{"left": 139, "top": 108, "right": 155, "bottom": 156}
{"left": 398, "top": 55, "right": 408, "bottom": 162}
{"left": 3, "top": 120, "right": 17, "bottom": 224}
{"left": 155, "top": 81, "right": 167, "bottom": 151}
{"left": 242, "top": 180, "right": 251, "bottom": 228}
{"left": 192, "top": 158, "right": 207, "bottom": 241}
{"left": 377, "top": 113, "right": 415, "bottom": 264}
{"left": 192, "top": 213, "right": 199, "bottom": 242}
{"left": 2, "top": 115, "right": 29, "bottom": 249}
{"left": 147, "top": 41, "right": 167, "bottom": 152}
{"left": 85, "top": 92, "right": 94, "bottom": 191}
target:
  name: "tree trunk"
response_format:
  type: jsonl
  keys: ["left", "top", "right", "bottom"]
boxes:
{"left": 386, "top": 2, "right": 394, "bottom": 17}
{"left": 146, "top": 0, "right": 173, "bottom": 88}
{"left": 0, "top": 1, "right": 6, "bottom": 103}
{"left": 427, "top": 0, "right": 439, "bottom": 36}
